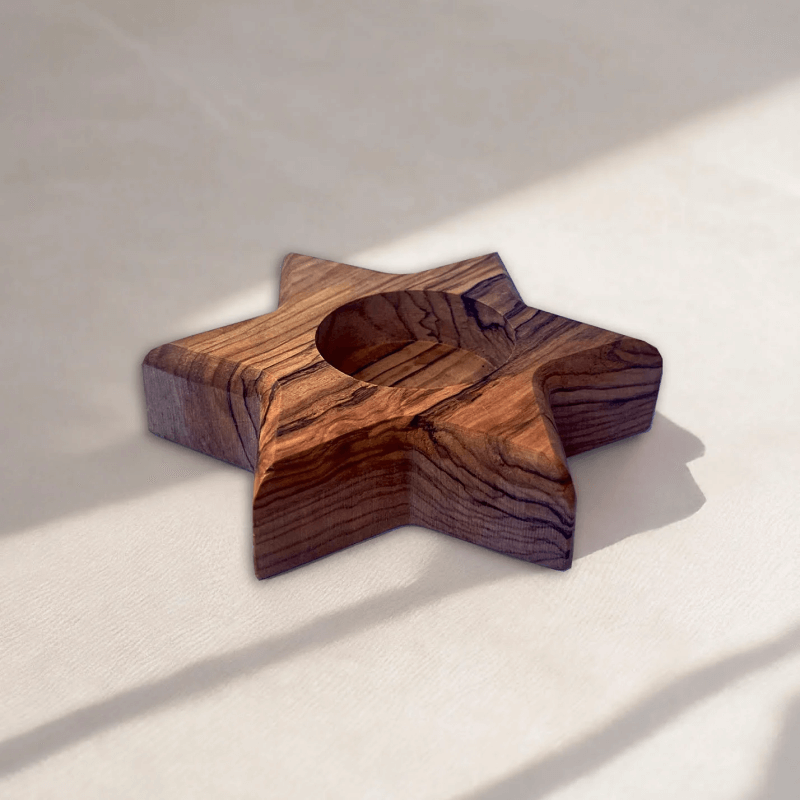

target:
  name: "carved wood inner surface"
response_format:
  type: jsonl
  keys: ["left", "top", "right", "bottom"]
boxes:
{"left": 315, "top": 289, "right": 516, "bottom": 389}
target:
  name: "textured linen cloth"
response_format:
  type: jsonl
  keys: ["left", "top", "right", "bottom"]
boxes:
{"left": 2, "top": 2, "right": 799, "bottom": 798}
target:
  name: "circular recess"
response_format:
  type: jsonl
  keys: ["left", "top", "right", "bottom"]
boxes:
{"left": 316, "top": 290, "right": 515, "bottom": 389}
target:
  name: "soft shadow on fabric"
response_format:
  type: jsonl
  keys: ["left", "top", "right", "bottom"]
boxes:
{"left": 0, "top": 545, "right": 536, "bottom": 778}
{"left": 454, "top": 624, "right": 800, "bottom": 800}
{"left": 570, "top": 412, "right": 705, "bottom": 560}
{"left": 746, "top": 693, "right": 800, "bottom": 800}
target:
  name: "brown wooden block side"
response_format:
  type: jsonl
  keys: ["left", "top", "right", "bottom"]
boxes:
{"left": 142, "top": 343, "right": 272, "bottom": 472}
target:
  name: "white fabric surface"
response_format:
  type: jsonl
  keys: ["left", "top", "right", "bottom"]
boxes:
{"left": 2, "top": 2, "right": 799, "bottom": 798}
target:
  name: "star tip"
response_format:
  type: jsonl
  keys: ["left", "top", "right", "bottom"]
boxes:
{"left": 485, "top": 251, "right": 509, "bottom": 271}
{"left": 281, "top": 252, "right": 305, "bottom": 267}
{"left": 141, "top": 343, "right": 168, "bottom": 369}
{"left": 622, "top": 335, "right": 664, "bottom": 367}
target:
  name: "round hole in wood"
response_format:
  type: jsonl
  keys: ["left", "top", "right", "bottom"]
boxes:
{"left": 315, "top": 290, "right": 516, "bottom": 389}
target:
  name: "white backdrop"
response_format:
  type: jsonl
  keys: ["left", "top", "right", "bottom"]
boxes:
{"left": 2, "top": 2, "right": 799, "bottom": 798}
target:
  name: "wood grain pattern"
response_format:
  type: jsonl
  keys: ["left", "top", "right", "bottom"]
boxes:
{"left": 142, "top": 253, "right": 662, "bottom": 578}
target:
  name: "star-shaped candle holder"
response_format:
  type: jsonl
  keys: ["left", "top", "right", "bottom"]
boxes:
{"left": 143, "top": 253, "right": 662, "bottom": 579}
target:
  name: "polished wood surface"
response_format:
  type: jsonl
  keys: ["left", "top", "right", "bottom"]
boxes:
{"left": 143, "top": 253, "right": 662, "bottom": 578}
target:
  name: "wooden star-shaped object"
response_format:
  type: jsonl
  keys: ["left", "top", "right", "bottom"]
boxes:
{"left": 142, "top": 253, "right": 662, "bottom": 579}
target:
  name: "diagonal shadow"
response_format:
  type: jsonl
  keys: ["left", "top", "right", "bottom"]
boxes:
{"left": 455, "top": 624, "right": 800, "bottom": 800}
{"left": 0, "top": 418, "right": 222, "bottom": 536}
{"left": 0, "top": 413, "right": 705, "bottom": 780}
{"left": 746, "top": 693, "right": 800, "bottom": 800}
{"left": 1, "top": 0, "right": 797, "bottom": 535}
{"left": 0, "top": 545, "right": 527, "bottom": 778}
{"left": 0, "top": 429, "right": 220, "bottom": 537}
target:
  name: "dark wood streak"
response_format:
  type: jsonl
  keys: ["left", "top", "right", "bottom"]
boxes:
{"left": 276, "top": 383, "right": 381, "bottom": 437}
{"left": 225, "top": 367, "right": 254, "bottom": 470}
{"left": 275, "top": 358, "right": 326, "bottom": 386}
{"left": 142, "top": 252, "right": 662, "bottom": 579}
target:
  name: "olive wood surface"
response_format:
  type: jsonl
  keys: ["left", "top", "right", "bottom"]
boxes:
{"left": 142, "top": 253, "right": 662, "bottom": 578}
